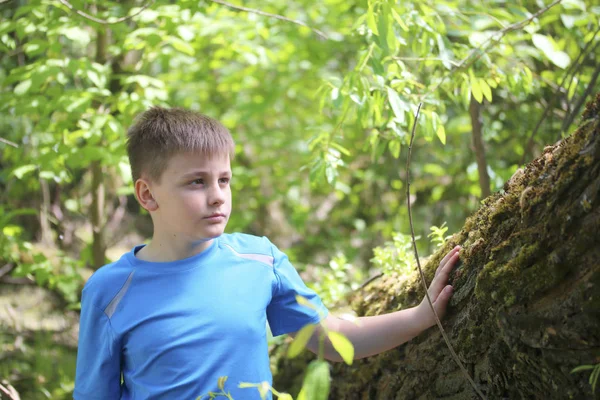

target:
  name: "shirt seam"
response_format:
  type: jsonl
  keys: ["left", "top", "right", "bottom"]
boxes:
{"left": 221, "top": 243, "right": 274, "bottom": 268}
{"left": 269, "top": 242, "right": 283, "bottom": 296}
{"left": 89, "top": 301, "right": 119, "bottom": 358}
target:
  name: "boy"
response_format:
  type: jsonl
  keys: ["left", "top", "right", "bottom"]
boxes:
{"left": 74, "top": 107, "right": 460, "bottom": 399}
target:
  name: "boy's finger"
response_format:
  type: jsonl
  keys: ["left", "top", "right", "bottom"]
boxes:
{"left": 433, "top": 285, "right": 453, "bottom": 318}
{"left": 430, "top": 252, "right": 459, "bottom": 301}
{"left": 436, "top": 246, "right": 460, "bottom": 277}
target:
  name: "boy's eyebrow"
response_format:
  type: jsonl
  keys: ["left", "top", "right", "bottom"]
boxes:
{"left": 180, "top": 170, "right": 232, "bottom": 179}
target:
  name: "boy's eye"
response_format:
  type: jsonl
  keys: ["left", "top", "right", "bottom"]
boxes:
{"left": 219, "top": 178, "right": 230, "bottom": 184}
{"left": 191, "top": 179, "right": 204, "bottom": 185}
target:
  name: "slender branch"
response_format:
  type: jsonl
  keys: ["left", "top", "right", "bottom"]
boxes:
{"left": 0, "top": 137, "right": 19, "bottom": 147}
{"left": 393, "top": 56, "right": 460, "bottom": 67}
{"left": 406, "top": 103, "right": 487, "bottom": 400}
{"left": 0, "top": 0, "right": 14, "bottom": 4}
{"left": 423, "top": 0, "right": 563, "bottom": 101}
{"left": 470, "top": 97, "right": 491, "bottom": 198}
{"left": 357, "top": 272, "right": 384, "bottom": 291}
{"left": 208, "top": 0, "right": 328, "bottom": 40}
{"left": 57, "top": 0, "right": 155, "bottom": 25}
{"left": 561, "top": 62, "right": 600, "bottom": 134}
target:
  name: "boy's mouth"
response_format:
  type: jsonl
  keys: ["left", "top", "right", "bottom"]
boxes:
{"left": 204, "top": 213, "right": 226, "bottom": 222}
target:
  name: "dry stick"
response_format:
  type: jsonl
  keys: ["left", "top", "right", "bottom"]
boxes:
{"left": 209, "top": 0, "right": 328, "bottom": 40}
{"left": 57, "top": 0, "right": 155, "bottom": 25}
{"left": 422, "top": 0, "right": 563, "bottom": 101}
{"left": 0, "top": 137, "right": 19, "bottom": 147}
{"left": 406, "top": 103, "right": 487, "bottom": 400}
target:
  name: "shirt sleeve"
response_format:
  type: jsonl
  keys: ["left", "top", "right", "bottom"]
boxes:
{"left": 266, "top": 240, "right": 329, "bottom": 336}
{"left": 74, "top": 290, "right": 121, "bottom": 400}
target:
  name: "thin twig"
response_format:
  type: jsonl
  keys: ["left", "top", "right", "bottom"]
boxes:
{"left": 406, "top": 103, "right": 486, "bottom": 399}
{"left": 357, "top": 272, "right": 384, "bottom": 291}
{"left": 561, "top": 62, "right": 600, "bottom": 134}
{"left": 0, "top": 137, "right": 19, "bottom": 147}
{"left": 209, "top": 0, "right": 328, "bottom": 40}
{"left": 423, "top": 0, "right": 563, "bottom": 101}
{"left": 392, "top": 57, "right": 460, "bottom": 67}
{"left": 57, "top": 0, "right": 155, "bottom": 25}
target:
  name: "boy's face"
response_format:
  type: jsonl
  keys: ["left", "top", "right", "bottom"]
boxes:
{"left": 145, "top": 151, "right": 232, "bottom": 243}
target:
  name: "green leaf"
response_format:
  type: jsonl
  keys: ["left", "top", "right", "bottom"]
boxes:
{"left": 217, "top": 376, "right": 227, "bottom": 391}
{"left": 14, "top": 79, "right": 32, "bottom": 95}
{"left": 391, "top": 8, "right": 409, "bottom": 31}
{"left": 367, "top": 7, "right": 378, "bottom": 35}
{"left": 387, "top": 87, "right": 408, "bottom": 121}
{"left": 434, "top": 113, "right": 446, "bottom": 145}
{"left": 330, "top": 142, "right": 351, "bottom": 156}
{"left": 12, "top": 164, "right": 37, "bottom": 179}
{"left": 327, "top": 331, "right": 354, "bottom": 365}
{"left": 532, "top": 34, "right": 571, "bottom": 69}
{"left": 278, "top": 394, "right": 293, "bottom": 400}
{"left": 295, "top": 295, "right": 317, "bottom": 310}
{"left": 471, "top": 78, "right": 483, "bottom": 103}
{"left": 170, "top": 37, "right": 195, "bottom": 56}
{"left": 301, "top": 361, "right": 330, "bottom": 400}
{"left": 288, "top": 324, "right": 316, "bottom": 358}
{"left": 479, "top": 78, "right": 492, "bottom": 102}
{"left": 389, "top": 139, "right": 401, "bottom": 159}
{"left": 87, "top": 70, "right": 104, "bottom": 88}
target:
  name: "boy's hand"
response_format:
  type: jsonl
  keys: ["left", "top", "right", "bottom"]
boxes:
{"left": 416, "top": 245, "right": 461, "bottom": 328}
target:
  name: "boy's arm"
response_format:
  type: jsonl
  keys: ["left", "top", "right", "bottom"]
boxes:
{"left": 296, "top": 246, "right": 461, "bottom": 362}
{"left": 74, "top": 293, "right": 122, "bottom": 399}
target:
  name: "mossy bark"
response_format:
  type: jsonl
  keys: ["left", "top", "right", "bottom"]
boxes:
{"left": 271, "top": 95, "right": 600, "bottom": 399}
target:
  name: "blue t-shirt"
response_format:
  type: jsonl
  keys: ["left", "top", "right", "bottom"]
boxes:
{"left": 74, "top": 233, "right": 328, "bottom": 400}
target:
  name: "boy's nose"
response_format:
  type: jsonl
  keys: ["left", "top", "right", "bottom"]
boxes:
{"left": 208, "top": 186, "right": 225, "bottom": 206}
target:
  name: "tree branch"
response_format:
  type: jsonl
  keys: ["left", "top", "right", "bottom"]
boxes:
{"left": 57, "top": 0, "right": 155, "bottom": 25}
{"left": 521, "top": 27, "right": 600, "bottom": 165}
{"left": 470, "top": 97, "right": 491, "bottom": 198}
{"left": 0, "top": 137, "right": 19, "bottom": 147}
{"left": 392, "top": 56, "right": 460, "bottom": 67}
{"left": 561, "top": 61, "right": 600, "bottom": 134}
{"left": 423, "top": 0, "right": 563, "bottom": 101}
{"left": 208, "top": 0, "right": 328, "bottom": 40}
{"left": 406, "top": 103, "right": 487, "bottom": 399}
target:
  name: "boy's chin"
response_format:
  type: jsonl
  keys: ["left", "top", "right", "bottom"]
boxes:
{"left": 199, "top": 226, "right": 226, "bottom": 239}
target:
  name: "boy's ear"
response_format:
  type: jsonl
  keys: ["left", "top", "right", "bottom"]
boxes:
{"left": 135, "top": 178, "right": 159, "bottom": 212}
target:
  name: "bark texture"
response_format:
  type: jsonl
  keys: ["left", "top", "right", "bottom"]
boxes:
{"left": 272, "top": 94, "right": 600, "bottom": 399}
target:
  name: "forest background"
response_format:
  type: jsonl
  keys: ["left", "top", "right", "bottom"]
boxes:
{"left": 0, "top": 0, "right": 599, "bottom": 398}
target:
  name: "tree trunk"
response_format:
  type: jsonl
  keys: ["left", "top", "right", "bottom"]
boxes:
{"left": 271, "top": 94, "right": 600, "bottom": 399}
{"left": 470, "top": 97, "right": 491, "bottom": 199}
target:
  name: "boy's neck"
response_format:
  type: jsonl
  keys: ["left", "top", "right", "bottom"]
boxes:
{"left": 135, "top": 236, "right": 215, "bottom": 263}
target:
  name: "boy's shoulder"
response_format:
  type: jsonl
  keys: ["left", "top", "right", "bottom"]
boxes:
{"left": 81, "top": 253, "right": 134, "bottom": 310}
{"left": 219, "top": 232, "right": 274, "bottom": 256}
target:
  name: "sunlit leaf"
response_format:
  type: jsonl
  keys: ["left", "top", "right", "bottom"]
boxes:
{"left": 327, "top": 331, "right": 354, "bottom": 365}
{"left": 300, "top": 361, "right": 330, "bottom": 400}
{"left": 288, "top": 324, "right": 316, "bottom": 358}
